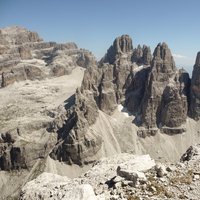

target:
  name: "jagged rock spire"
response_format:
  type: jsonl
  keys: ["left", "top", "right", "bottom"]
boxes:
{"left": 151, "top": 42, "right": 176, "bottom": 73}
{"left": 113, "top": 34, "right": 133, "bottom": 53}
{"left": 139, "top": 42, "right": 189, "bottom": 136}
{"left": 189, "top": 52, "right": 200, "bottom": 119}
{"left": 102, "top": 34, "right": 133, "bottom": 64}
{"left": 195, "top": 52, "right": 200, "bottom": 66}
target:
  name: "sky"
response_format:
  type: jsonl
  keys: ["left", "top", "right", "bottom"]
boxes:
{"left": 0, "top": 0, "right": 200, "bottom": 74}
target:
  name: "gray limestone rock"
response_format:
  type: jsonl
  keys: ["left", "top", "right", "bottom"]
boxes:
{"left": 189, "top": 52, "right": 200, "bottom": 120}
{"left": 1, "top": 64, "right": 46, "bottom": 87}
{"left": 132, "top": 45, "right": 152, "bottom": 65}
{"left": 138, "top": 43, "right": 189, "bottom": 135}
{"left": 20, "top": 173, "right": 98, "bottom": 200}
{"left": 18, "top": 46, "right": 32, "bottom": 60}
{"left": 50, "top": 89, "right": 102, "bottom": 165}
{"left": 142, "top": 45, "right": 152, "bottom": 65}
{"left": 101, "top": 34, "right": 133, "bottom": 64}
{"left": 0, "top": 26, "right": 42, "bottom": 45}
{"left": 0, "top": 26, "right": 96, "bottom": 87}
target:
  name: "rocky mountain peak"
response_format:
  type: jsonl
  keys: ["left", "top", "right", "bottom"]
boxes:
{"left": 152, "top": 42, "right": 176, "bottom": 73}
{"left": 113, "top": 34, "right": 133, "bottom": 53}
{"left": 195, "top": 51, "right": 200, "bottom": 66}
{"left": 0, "top": 26, "right": 42, "bottom": 45}
{"left": 101, "top": 34, "right": 133, "bottom": 64}
{"left": 132, "top": 44, "right": 152, "bottom": 65}
{"left": 189, "top": 51, "right": 200, "bottom": 119}
{"left": 138, "top": 42, "right": 189, "bottom": 136}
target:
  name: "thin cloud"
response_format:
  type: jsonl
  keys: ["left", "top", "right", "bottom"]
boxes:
{"left": 172, "top": 54, "right": 187, "bottom": 59}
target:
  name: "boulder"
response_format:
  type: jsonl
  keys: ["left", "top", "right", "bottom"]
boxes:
{"left": 181, "top": 144, "right": 200, "bottom": 162}
{"left": 116, "top": 154, "right": 155, "bottom": 184}
{"left": 155, "top": 163, "right": 167, "bottom": 177}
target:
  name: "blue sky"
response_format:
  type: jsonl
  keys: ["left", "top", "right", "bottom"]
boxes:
{"left": 0, "top": 0, "right": 200, "bottom": 74}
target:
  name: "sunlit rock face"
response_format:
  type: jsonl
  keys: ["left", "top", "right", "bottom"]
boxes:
{"left": 0, "top": 26, "right": 96, "bottom": 87}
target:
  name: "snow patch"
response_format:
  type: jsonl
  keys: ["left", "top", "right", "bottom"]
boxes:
{"left": 117, "top": 104, "right": 131, "bottom": 117}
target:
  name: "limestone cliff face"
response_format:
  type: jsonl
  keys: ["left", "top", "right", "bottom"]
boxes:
{"left": 97, "top": 35, "right": 152, "bottom": 113}
{"left": 0, "top": 26, "right": 42, "bottom": 45}
{"left": 50, "top": 89, "right": 102, "bottom": 165}
{"left": 139, "top": 43, "right": 189, "bottom": 136}
{"left": 189, "top": 52, "right": 200, "bottom": 120}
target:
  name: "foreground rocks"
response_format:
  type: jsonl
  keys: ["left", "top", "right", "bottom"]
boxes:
{"left": 21, "top": 146, "right": 200, "bottom": 199}
{"left": 20, "top": 154, "right": 156, "bottom": 200}
{"left": 20, "top": 173, "right": 97, "bottom": 200}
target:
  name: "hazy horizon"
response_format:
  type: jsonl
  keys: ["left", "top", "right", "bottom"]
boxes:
{"left": 1, "top": 0, "right": 200, "bottom": 75}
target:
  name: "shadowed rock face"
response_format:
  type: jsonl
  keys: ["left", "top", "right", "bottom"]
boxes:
{"left": 87, "top": 35, "right": 152, "bottom": 114}
{"left": 132, "top": 45, "right": 152, "bottom": 66}
{"left": 102, "top": 35, "right": 133, "bottom": 64}
{"left": 50, "top": 89, "right": 102, "bottom": 165}
{"left": 139, "top": 43, "right": 189, "bottom": 135}
{"left": 189, "top": 52, "right": 200, "bottom": 120}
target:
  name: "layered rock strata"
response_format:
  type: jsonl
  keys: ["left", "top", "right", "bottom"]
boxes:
{"left": 0, "top": 26, "right": 96, "bottom": 87}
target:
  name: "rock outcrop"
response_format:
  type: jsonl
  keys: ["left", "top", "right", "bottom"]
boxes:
{"left": 50, "top": 88, "right": 102, "bottom": 165}
{"left": 20, "top": 173, "right": 97, "bottom": 200}
{"left": 189, "top": 52, "right": 200, "bottom": 120}
{"left": 132, "top": 45, "right": 152, "bottom": 65}
{"left": 86, "top": 40, "right": 189, "bottom": 137}
{"left": 138, "top": 43, "right": 190, "bottom": 136}
{"left": 102, "top": 34, "right": 133, "bottom": 64}
{"left": 87, "top": 35, "right": 152, "bottom": 115}
{"left": 20, "top": 154, "right": 156, "bottom": 200}
{"left": 0, "top": 26, "right": 42, "bottom": 45}
{"left": 181, "top": 144, "right": 200, "bottom": 162}
{"left": 22, "top": 150, "right": 200, "bottom": 200}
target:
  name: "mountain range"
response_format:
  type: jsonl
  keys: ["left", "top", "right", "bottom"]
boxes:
{"left": 0, "top": 26, "right": 200, "bottom": 199}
